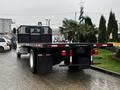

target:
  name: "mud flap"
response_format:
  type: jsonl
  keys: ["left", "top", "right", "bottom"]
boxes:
{"left": 36, "top": 54, "right": 53, "bottom": 74}
{"left": 72, "top": 47, "right": 91, "bottom": 69}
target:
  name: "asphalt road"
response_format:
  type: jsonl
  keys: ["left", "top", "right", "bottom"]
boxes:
{"left": 0, "top": 50, "right": 120, "bottom": 90}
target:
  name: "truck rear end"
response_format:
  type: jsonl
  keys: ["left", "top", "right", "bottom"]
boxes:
{"left": 16, "top": 25, "right": 113, "bottom": 74}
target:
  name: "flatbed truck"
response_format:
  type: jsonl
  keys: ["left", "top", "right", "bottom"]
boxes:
{"left": 16, "top": 25, "right": 113, "bottom": 74}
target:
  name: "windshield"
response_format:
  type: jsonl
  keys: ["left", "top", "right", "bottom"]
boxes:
{"left": 0, "top": 38, "right": 5, "bottom": 42}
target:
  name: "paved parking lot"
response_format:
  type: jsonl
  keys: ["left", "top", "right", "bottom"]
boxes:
{"left": 0, "top": 50, "right": 120, "bottom": 90}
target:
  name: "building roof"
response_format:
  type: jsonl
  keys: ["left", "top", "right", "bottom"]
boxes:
{"left": 17, "top": 25, "right": 51, "bottom": 30}
{"left": 0, "top": 18, "right": 12, "bottom": 20}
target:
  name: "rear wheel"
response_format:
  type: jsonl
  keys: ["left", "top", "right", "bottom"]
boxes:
{"left": 30, "top": 50, "right": 37, "bottom": 74}
{"left": 0, "top": 47, "right": 4, "bottom": 52}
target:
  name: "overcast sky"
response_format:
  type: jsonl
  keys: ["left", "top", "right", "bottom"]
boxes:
{"left": 0, "top": 0, "right": 120, "bottom": 28}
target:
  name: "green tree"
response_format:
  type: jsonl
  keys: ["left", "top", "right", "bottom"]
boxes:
{"left": 85, "top": 16, "right": 97, "bottom": 42}
{"left": 59, "top": 18, "right": 97, "bottom": 43}
{"left": 85, "top": 16, "right": 93, "bottom": 26}
{"left": 112, "top": 19, "right": 118, "bottom": 41}
{"left": 98, "top": 15, "right": 107, "bottom": 43}
{"left": 107, "top": 11, "right": 113, "bottom": 41}
{"left": 59, "top": 18, "right": 79, "bottom": 41}
{"left": 107, "top": 11, "right": 118, "bottom": 41}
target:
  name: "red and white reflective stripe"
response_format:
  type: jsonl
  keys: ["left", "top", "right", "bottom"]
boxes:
{"left": 94, "top": 43, "right": 113, "bottom": 47}
{"left": 35, "top": 44, "right": 43, "bottom": 47}
{"left": 70, "top": 56, "right": 72, "bottom": 64}
{"left": 70, "top": 50, "right": 72, "bottom": 64}
{"left": 19, "top": 43, "right": 43, "bottom": 47}
{"left": 48, "top": 44, "right": 69, "bottom": 48}
{"left": 37, "top": 54, "right": 51, "bottom": 56}
{"left": 38, "top": 54, "right": 43, "bottom": 56}
{"left": 46, "top": 54, "right": 51, "bottom": 56}
{"left": 102, "top": 44, "right": 107, "bottom": 46}
{"left": 91, "top": 54, "right": 93, "bottom": 62}
{"left": 91, "top": 49, "right": 93, "bottom": 63}
{"left": 51, "top": 45, "right": 58, "bottom": 47}
{"left": 65, "top": 45, "right": 69, "bottom": 47}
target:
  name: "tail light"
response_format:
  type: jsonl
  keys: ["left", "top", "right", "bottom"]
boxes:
{"left": 61, "top": 50, "right": 67, "bottom": 57}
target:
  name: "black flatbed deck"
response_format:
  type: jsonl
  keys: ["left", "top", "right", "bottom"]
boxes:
{"left": 18, "top": 42, "right": 94, "bottom": 48}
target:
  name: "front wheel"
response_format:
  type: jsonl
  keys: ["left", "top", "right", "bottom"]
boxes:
{"left": 0, "top": 47, "right": 4, "bottom": 52}
{"left": 30, "top": 50, "right": 37, "bottom": 74}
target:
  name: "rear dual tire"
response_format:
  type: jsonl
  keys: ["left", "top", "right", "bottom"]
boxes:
{"left": 30, "top": 50, "right": 53, "bottom": 74}
{"left": 30, "top": 50, "right": 37, "bottom": 74}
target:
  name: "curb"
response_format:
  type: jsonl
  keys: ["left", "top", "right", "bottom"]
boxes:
{"left": 90, "top": 65, "right": 120, "bottom": 78}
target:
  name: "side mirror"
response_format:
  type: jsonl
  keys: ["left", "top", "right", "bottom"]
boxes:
{"left": 13, "top": 28, "right": 16, "bottom": 34}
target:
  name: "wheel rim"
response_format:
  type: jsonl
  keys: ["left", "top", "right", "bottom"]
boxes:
{"left": 30, "top": 52, "right": 33, "bottom": 69}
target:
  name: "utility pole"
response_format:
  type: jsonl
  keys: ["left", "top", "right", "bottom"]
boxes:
{"left": 45, "top": 19, "right": 48, "bottom": 26}
{"left": 48, "top": 19, "right": 51, "bottom": 26}
{"left": 45, "top": 19, "right": 51, "bottom": 26}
